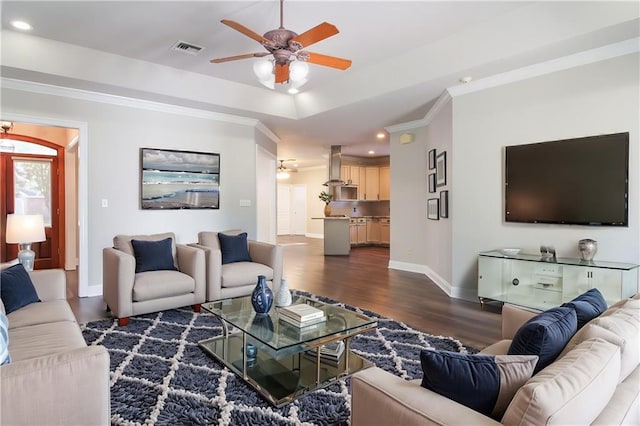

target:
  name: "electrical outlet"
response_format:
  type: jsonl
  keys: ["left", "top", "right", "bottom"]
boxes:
{"left": 101, "top": 199, "right": 108, "bottom": 207}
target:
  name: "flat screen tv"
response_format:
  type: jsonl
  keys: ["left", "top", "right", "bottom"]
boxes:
{"left": 505, "top": 132, "right": 629, "bottom": 226}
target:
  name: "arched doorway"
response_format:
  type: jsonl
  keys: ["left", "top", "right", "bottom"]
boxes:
{"left": 1, "top": 132, "right": 66, "bottom": 270}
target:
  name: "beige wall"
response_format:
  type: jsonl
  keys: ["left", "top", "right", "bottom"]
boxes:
{"left": 2, "top": 87, "right": 268, "bottom": 296}
{"left": 451, "top": 53, "right": 639, "bottom": 299}
{"left": 389, "top": 52, "right": 639, "bottom": 301}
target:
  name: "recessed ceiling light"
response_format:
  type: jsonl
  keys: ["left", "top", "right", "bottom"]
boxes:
{"left": 11, "top": 20, "right": 32, "bottom": 31}
{"left": 459, "top": 76, "right": 473, "bottom": 84}
{"left": 376, "top": 132, "right": 385, "bottom": 139}
{"left": 288, "top": 88, "right": 299, "bottom": 95}
{"left": 368, "top": 150, "right": 375, "bottom": 155}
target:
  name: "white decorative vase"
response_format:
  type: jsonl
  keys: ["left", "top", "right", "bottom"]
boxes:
{"left": 276, "top": 278, "right": 292, "bottom": 307}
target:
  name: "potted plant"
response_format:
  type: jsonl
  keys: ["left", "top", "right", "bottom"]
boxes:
{"left": 319, "top": 191, "right": 333, "bottom": 217}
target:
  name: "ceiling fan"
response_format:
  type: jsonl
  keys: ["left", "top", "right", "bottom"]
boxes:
{"left": 277, "top": 159, "right": 298, "bottom": 179}
{"left": 210, "top": 0, "right": 352, "bottom": 85}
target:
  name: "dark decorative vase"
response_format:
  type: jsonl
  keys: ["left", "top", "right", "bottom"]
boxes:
{"left": 251, "top": 275, "right": 273, "bottom": 315}
{"left": 251, "top": 314, "right": 275, "bottom": 342}
{"left": 243, "top": 343, "right": 257, "bottom": 367}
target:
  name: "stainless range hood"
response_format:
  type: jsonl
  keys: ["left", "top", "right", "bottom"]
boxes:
{"left": 323, "top": 145, "right": 346, "bottom": 187}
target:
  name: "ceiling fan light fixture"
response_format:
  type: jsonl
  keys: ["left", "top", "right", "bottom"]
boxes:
{"left": 289, "top": 61, "right": 309, "bottom": 82}
{"left": 253, "top": 59, "right": 274, "bottom": 81}
{"left": 276, "top": 170, "right": 290, "bottom": 180}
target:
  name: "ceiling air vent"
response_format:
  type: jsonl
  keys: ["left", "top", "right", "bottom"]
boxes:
{"left": 171, "top": 41, "right": 204, "bottom": 56}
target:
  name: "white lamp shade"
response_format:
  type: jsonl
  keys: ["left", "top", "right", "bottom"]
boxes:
{"left": 253, "top": 59, "right": 274, "bottom": 81}
{"left": 6, "top": 214, "right": 46, "bottom": 243}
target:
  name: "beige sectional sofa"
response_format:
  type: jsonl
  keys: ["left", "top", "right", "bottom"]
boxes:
{"left": 351, "top": 294, "right": 640, "bottom": 426}
{"left": 1, "top": 269, "right": 110, "bottom": 426}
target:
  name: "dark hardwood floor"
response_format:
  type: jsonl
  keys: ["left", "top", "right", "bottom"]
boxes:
{"left": 66, "top": 236, "right": 501, "bottom": 349}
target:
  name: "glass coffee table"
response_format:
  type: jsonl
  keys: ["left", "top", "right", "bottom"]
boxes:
{"left": 199, "top": 294, "right": 377, "bottom": 407}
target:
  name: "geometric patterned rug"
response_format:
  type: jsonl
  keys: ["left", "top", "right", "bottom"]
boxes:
{"left": 82, "top": 291, "right": 477, "bottom": 425}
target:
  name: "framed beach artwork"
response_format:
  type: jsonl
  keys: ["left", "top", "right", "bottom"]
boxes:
{"left": 140, "top": 148, "right": 220, "bottom": 209}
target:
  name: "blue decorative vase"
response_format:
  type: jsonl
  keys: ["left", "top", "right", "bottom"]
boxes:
{"left": 251, "top": 275, "right": 273, "bottom": 315}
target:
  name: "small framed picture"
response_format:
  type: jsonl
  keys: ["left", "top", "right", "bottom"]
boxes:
{"left": 436, "top": 151, "right": 447, "bottom": 187}
{"left": 427, "top": 198, "right": 439, "bottom": 220}
{"left": 428, "top": 149, "right": 436, "bottom": 170}
{"left": 440, "top": 190, "right": 449, "bottom": 218}
{"left": 428, "top": 173, "right": 436, "bottom": 193}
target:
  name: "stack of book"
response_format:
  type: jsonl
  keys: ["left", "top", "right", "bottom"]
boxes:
{"left": 305, "top": 341, "right": 345, "bottom": 365}
{"left": 279, "top": 303, "right": 326, "bottom": 328}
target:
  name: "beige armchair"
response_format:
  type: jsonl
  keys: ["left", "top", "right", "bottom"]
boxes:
{"left": 189, "top": 231, "right": 283, "bottom": 301}
{"left": 103, "top": 232, "right": 205, "bottom": 326}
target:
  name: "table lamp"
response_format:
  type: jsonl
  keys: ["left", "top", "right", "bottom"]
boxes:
{"left": 5, "top": 214, "right": 46, "bottom": 272}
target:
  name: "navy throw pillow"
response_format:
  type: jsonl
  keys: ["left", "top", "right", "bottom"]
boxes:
{"left": 562, "top": 288, "right": 607, "bottom": 329}
{"left": 218, "top": 232, "right": 251, "bottom": 264}
{"left": 131, "top": 238, "right": 177, "bottom": 273}
{"left": 508, "top": 306, "right": 577, "bottom": 374}
{"left": 420, "top": 350, "right": 538, "bottom": 419}
{"left": 0, "top": 263, "right": 41, "bottom": 314}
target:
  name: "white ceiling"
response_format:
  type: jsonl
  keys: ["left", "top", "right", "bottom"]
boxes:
{"left": 1, "top": 1, "right": 638, "bottom": 168}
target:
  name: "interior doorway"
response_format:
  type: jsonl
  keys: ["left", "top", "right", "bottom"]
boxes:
{"left": 277, "top": 183, "right": 307, "bottom": 235}
{"left": 0, "top": 121, "right": 79, "bottom": 272}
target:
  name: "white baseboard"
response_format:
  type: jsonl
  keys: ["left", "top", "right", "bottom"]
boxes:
{"left": 305, "top": 233, "right": 323, "bottom": 239}
{"left": 423, "top": 264, "right": 453, "bottom": 296}
{"left": 388, "top": 260, "right": 426, "bottom": 275}
{"left": 388, "top": 260, "right": 477, "bottom": 302}
{"left": 80, "top": 285, "right": 103, "bottom": 298}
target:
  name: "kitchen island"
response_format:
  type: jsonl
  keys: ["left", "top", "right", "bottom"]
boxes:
{"left": 312, "top": 217, "right": 350, "bottom": 255}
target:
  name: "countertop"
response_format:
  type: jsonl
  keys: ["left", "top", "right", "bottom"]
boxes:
{"left": 312, "top": 216, "right": 390, "bottom": 220}
{"left": 311, "top": 217, "right": 350, "bottom": 220}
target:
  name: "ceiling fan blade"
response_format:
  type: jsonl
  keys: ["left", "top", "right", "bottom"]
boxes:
{"left": 304, "top": 52, "right": 352, "bottom": 70}
{"left": 221, "top": 19, "right": 270, "bottom": 44}
{"left": 275, "top": 63, "right": 290, "bottom": 83}
{"left": 210, "top": 52, "right": 269, "bottom": 63}
{"left": 291, "top": 22, "right": 339, "bottom": 49}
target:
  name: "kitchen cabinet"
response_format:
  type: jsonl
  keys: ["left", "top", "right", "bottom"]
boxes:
{"left": 349, "top": 165, "right": 361, "bottom": 186}
{"left": 364, "top": 167, "right": 380, "bottom": 200}
{"left": 380, "top": 219, "right": 390, "bottom": 244}
{"left": 366, "top": 218, "right": 380, "bottom": 243}
{"left": 340, "top": 165, "right": 350, "bottom": 182}
{"left": 350, "top": 218, "right": 367, "bottom": 245}
{"left": 342, "top": 165, "right": 364, "bottom": 186}
{"left": 349, "top": 223, "right": 358, "bottom": 245}
{"left": 357, "top": 167, "right": 367, "bottom": 200}
{"left": 379, "top": 166, "right": 390, "bottom": 200}
{"left": 478, "top": 250, "right": 639, "bottom": 310}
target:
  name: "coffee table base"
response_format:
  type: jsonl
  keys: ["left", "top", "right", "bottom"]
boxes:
{"left": 199, "top": 333, "right": 373, "bottom": 407}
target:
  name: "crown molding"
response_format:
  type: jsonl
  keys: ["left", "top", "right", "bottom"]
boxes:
{"left": 1, "top": 77, "right": 262, "bottom": 128}
{"left": 254, "top": 122, "right": 280, "bottom": 144}
{"left": 448, "top": 37, "right": 639, "bottom": 98}
{"left": 385, "top": 90, "right": 452, "bottom": 133}
{"left": 388, "top": 38, "right": 640, "bottom": 133}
